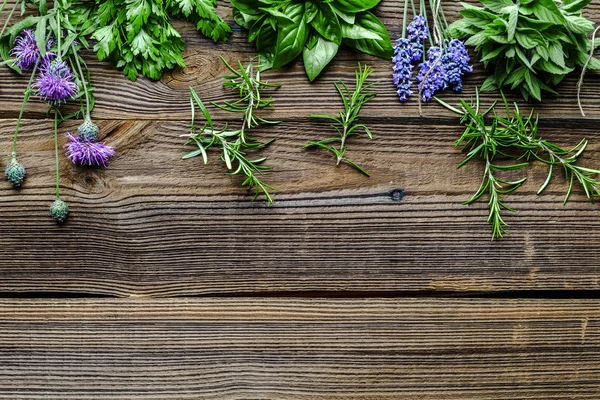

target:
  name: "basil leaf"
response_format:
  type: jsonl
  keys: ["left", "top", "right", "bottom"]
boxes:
{"left": 303, "top": 35, "right": 339, "bottom": 81}
{"left": 333, "top": 0, "right": 381, "bottom": 13}
{"left": 229, "top": 0, "right": 266, "bottom": 15}
{"left": 305, "top": 1, "right": 319, "bottom": 23}
{"left": 330, "top": 5, "right": 355, "bottom": 24}
{"left": 341, "top": 20, "right": 383, "bottom": 40}
{"left": 272, "top": 2, "right": 308, "bottom": 69}
{"left": 342, "top": 11, "right": 392, "bottom": 59}
{"left": 311, "top": 3, "right": 341, "bottom": 44}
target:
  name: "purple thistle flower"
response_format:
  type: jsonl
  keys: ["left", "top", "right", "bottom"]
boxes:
{"left": 442, "top": 39, "right": 473, "bottom": 92}
{"left": 65, "top": 133, "right": 115, "bottom": 167}
{"left": 10, "top": 29, "right": 55, "bottom": 72}
{"left": 392, "top": 38, "right": 414, "bottom": 102}
{"left": 407, "top": 15, "right": 428, "bottom": 62}
{"left": 416, "top": 46, "right": 447, "bottom": 102}
{"left": 34, "top": 59, "right": 78, "bottom": 103}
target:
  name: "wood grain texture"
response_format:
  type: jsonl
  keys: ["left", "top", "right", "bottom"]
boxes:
{"left": 0, "top": 298, "right": 598, "bottom": 399}
{"left": 1, "top": 120, "right": 600, "bottom": 295}
{"left": 1, "top": 1, "right": 600, "bottom": 295}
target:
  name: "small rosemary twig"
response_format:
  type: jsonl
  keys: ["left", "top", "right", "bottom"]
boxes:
{"left": 304, "top": 63, "right": 377, "bottom": 176}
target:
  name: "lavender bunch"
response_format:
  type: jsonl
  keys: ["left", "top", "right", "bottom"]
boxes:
{"left": 392, "top": 1, "right": 472, "bottom": 106}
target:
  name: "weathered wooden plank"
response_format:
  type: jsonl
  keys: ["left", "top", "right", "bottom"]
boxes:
{"left": 0, "top": 1, "right": 599, "bottom": 120}
{"left": 1, "top": 118, "right": 600, "bottom": 295}
{"left": 0, "top": 298, "right": 597, "bottom": 399}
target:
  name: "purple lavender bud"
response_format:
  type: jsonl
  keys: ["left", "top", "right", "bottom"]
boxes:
{"left": 407, "top": 15, "right": 428, "bottom": 43}
{"left": 407, "top": 15, "right": 428, "bottom": 62}
{"left": 392, "top": 38, "right": 414, "bottom": 102}
{"left": 416, "top": 46, "right": 447, "bottom": 102}
{"left": 10, "top": 29, "right": 55, "bottom": 72}
{"left": 442, "top": 39, "right": 473, "bottom": 92}
{"left": 34, "top": 59, "right": 78, "bottom": 103}
{"left": 65, "top": 133, "right": 115, "bottom": 167}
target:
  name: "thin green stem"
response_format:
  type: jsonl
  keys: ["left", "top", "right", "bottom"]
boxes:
{"left": 0, "top": 0, "right": 9, "bottom": 14}
{"left": 56, "top": 8, "right": 61, "bottom": 59}
{"left": 402, "top": 0, "right": 409, "bottom": 39}
{"left": 421, "top": 0, "right": 433, "bottom": 47}
{"left": 0, "top": 0, "right": 18, "bottom": 37}
{"left": 11, "top": 59, "right": 39, "bottom": 157}
{"left": 53, "top": 109, "right": 60, "bottom": 198}
{"left": 74, "top": 54, "right": 90, "bottom": 118}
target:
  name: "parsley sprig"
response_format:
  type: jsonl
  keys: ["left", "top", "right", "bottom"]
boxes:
{"left": 304, "top": 63, "right": 377, "bottom": 176}
{"left": 183, "top": 58, "right": 280, "bottom": 205}
{"left": 437, "top": 89, "right": 600, "bottom": 240}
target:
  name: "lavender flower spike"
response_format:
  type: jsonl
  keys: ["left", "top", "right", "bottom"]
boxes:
{"left": 416, "top": 46, "right": 447, "bottom": 102}
{"left": 65, "top": 133, "right": 115, "bottom": 167}
{"left": 10, "top": 29, "right": 55, "bottom": 72}
{"left": 407, "top": 15, "right": 428, "bottom": 62}
{"left": 443, "top": 39, "right": 473, "bottom": 92}
{"left": 35, "top": 59, "right": 78, "bottom": 103}
{"left": 392, "top": 38, "right": 414, "bottom": 102}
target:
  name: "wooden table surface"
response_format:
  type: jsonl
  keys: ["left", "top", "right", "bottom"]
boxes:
{"left": 1, "top": 1, "right": 599, "bottom": 399}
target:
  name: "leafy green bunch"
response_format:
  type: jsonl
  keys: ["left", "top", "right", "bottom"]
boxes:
{"left": 437, "top": 90, "right": 600, "bottom": 240}
{"left": 230, "top": 0, "right": 393, "bottom": 81}
{"left": 450, "top": 0, "right": 600, "bottom": 101}
{"left": 0, "top": 0, "right": 230, "bottom": 81}
{"left": 89, "top": 0, "right": 231, "bottom": 80}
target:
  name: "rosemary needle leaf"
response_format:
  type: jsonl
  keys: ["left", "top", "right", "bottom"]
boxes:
{"left": 437, "top": 89, "right": 600, "bottom": 240}
{"left": 305, "top": 63, "right": 377, "bottom": 176}
{"left": 184, "top": 58, "right": 280, "bottom": 206}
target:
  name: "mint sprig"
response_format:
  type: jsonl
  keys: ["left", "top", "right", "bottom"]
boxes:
{"left": 450, "top": 0, "right": 600, "bottom": 101}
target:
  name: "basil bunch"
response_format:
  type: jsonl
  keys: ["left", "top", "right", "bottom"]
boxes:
{"left": 230, "top": 0, "right": 393, "bottom": 81}
{"left": 450, "top": 0, "right": 600, "bottom": 101}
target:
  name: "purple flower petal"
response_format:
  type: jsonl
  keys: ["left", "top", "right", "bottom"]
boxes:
{"left": 34, "top": 59, "right": 78, "bottom": 103}
{"left": 65, "top": 133, "right": 115, "bottom": 167}
{"left": 10, "top": 29, "right": 55, "bottom": 72}
{"left": 392, "top": 38, "right": 414, "bottom": 102}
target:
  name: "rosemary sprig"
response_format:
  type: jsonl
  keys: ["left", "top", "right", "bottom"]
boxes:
{"left": 183, "top": 58, "right": 279, "bottom": 205}
{"left": 304, "top": 63, "right": 377, "bottom": 176}
{"left": 215, "top": 56, "right": 280, "bottom": 134}
{"left": 437, "top": 89, "right": 600, "bottom": 240}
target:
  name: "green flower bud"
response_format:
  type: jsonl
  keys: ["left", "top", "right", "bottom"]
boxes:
{"left": 78, "top": 118, "right": 99, "bottom": 142}
{"left": 50, "top": 199, "right": 69, "bottom": 223}
{"left": 5, "top": 158, "right": 26, "bottom": 187}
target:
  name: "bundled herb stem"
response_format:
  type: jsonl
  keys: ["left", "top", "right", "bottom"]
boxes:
{"left": 184, "top": 57, "right": 280, "bottom": 205}
{"left": 304, "top": 63, "right": 376, "bottom": 176}
{"left": 437, "top": 89, "right": 600, "bottom": 240}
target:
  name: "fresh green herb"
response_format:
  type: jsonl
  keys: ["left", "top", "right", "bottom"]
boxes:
{"left": 230, "top": 0, "right": 393, "bottom": 81}
{"left": 184, "top": 57, "right": 280, "bottom": 205}
{"left": 304, "top": 63, "right": 376, "bottom": 176}
{"left": 449, "top": 0, "right": 600, "bottom": 101}
{"left": 437, "top": 89, "right": 600, "bottom": 240}
{"left": 0, "top": 0, "right": 230, "bottom": 81}
{"left": 88, "top": 0, "right": 230, "bottom": 81}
